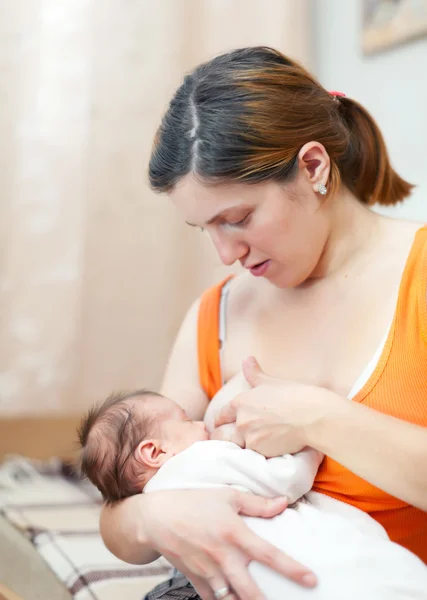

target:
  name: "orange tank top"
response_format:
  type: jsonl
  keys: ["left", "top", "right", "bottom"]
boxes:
{"left": 197, "top": 227, "right": 427, "bottom": 562}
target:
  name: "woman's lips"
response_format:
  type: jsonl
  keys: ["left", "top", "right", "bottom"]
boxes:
{"left": 249, "top": 260, "right": 271, "bottom": 277}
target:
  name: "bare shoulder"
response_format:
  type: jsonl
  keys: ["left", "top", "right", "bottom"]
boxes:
{"left": 372, "top": 217, "right": 423, "bottom": 273}
{"left": 226, "top": 271, "right": 272, "bottom": 320}
{"left": 373, "top": 217, "right": 426, "bottom": 303}
{"left": 381, "top": 217, "right": 423, "bottom": 251}
{"left": 379, "top": 216, "right": 427, "bottom": 329}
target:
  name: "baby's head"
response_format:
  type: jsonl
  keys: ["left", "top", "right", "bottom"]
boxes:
{"left": 77, "top": 390, "right": 208, "bottom": 504}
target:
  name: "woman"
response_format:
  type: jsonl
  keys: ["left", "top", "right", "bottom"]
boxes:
{"left": 100, "top": 47, "right": 427, "bottom": 600}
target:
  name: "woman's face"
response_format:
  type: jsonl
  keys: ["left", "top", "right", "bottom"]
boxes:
{"left": 170, "top": 169, "right": 332, "bottom": 289}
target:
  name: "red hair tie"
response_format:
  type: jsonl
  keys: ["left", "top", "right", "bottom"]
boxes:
{"left": 329, "top": 90, "right": 346, "bottom": 99}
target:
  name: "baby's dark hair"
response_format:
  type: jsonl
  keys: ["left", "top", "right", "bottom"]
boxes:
{"left": 77, "top": 389, "right": 162, "bottom": 505}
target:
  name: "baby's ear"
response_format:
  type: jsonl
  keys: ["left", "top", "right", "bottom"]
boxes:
{"left": 134, "top": 439, "right": 166, "bottom": 468}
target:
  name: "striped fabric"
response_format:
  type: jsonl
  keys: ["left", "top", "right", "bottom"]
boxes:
{"left": 0, "top": 456, "right": 173, "bottom": 600}
{"left": 144, "top": 570, "right": 200, "bottom": 600}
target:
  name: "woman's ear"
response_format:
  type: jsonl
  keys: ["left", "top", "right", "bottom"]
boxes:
{"left": 134, "top": 439, "right": 168, "bottom": 469}
{"left": 297, "top": 141, "right": 330, "bottom": 192}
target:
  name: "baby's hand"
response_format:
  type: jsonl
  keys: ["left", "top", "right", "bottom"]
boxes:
{"left": 210, "top": 423, "right": 245, "bottom": 447}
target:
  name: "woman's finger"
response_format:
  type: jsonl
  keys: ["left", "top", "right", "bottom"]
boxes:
{"left": 221, "top": 554, "right": 265, "bottom": 600}
{"left": 242, "top": 356, "right": 274, "bottom": 387}
{"left": 190, "top": 573, "right": 238, "bottom": 600}
{"left": 163, "top": 564, "right": 218, "bottom": 600}
{"left": 215, "top": 401, "right": 238, "bottom": 428}
{"left": 229, "top": 492, "right": 317, "bottom": 587}
{"left": 206, "top": 575, "right": 236, "bottom": 600}
{"left": 190, "top": 578, "right": 215, "bottom": 600}
{"left": 234, "top": 523, "right": 317, "bottom": 588}
{"left": 232, "top": 490, "right": 288, "bottom": 518}
{"left": 210, "top": 424, "right": 245, "bottom": 447}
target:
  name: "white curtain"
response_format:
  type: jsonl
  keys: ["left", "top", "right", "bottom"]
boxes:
{"left": 0, "top": 0, "right": 312, "bottom": 416}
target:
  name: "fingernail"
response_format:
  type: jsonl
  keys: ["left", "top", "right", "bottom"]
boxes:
{"left": 302, "top": 574, "right": 317, "bottom": 587}
{"left": 245, "top": 356, "right": 256, "bottom": 366}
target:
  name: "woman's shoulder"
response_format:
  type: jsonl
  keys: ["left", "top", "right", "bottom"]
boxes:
{"left": 225, "top": 271, "right": 272, "bottom": 319}
{"left": 380, "top": 217, "right": 424, "bottom": 248}
{"left": 370, "top": 218, "right": 427, "bottom": 312}
{"left": 197, "top": 271, "right": 262, "bottom": 314}
{"left": 367, "top": 217, "right": 424, "bottom": 276}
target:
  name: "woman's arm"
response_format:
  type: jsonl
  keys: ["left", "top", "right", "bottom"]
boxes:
{"left": 308, "top": 398, "right": 427, "bottom": 511}
{"left": 100, "top": 494, "right": 160, "bottom": 564}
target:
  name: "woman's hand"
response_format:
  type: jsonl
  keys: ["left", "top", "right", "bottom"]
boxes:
{"left": 209, "top": 423, "right": 245, "bottom": 447}
{"left": 142, "top": 488, "right": 316, "bottom": 600}
{"left": 216, "top": 357, "right": 341, "bottom": 457}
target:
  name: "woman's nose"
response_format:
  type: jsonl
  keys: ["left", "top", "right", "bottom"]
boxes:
{"left": 211, "top": 233, "right": 248, "bottom": 266}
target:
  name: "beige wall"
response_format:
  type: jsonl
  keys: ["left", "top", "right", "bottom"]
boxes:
{"left": 313, "top": 0, "right": 427, "bottom": 222}
{"left": 0, "top": 0, "right": 312, "bottom": 417}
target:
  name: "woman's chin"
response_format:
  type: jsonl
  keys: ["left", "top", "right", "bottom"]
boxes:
{"left": 267, "top": 261, "right": 320, "bottom": 289}
{"left": 267, "top": 269, "right": 307, "bottom": 289}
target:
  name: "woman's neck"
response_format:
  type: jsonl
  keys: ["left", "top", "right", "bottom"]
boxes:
{"left": 309, "top": 189, "right": 383, "bottom": 282}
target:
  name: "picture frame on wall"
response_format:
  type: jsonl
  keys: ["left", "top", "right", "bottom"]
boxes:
{"left": 363, "top": 0, "right": 427, "bottom": 54}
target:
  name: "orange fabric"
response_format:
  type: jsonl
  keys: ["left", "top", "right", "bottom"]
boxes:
{"left": 197, "top": 227, "right": 427, "bottom": 562}
{"left": 198, "top": 276, "right": 234, "bottom": 401}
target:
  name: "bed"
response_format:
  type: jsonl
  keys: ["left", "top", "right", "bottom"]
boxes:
{"left": 0, "top": 416, "right": 172, "bottom": 600}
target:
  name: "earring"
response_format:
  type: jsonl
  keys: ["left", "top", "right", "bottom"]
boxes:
{"left": 317, "top": 183, "right": 327, "bottom": 195}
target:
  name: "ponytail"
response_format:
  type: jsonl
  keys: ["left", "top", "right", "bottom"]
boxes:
{"left": 337, "top": 97, "right": 414, "bottom": 206}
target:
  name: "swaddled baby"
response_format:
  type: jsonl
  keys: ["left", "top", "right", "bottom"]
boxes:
{"left": 78, "top": 389, "right": 427, "bottom": 600}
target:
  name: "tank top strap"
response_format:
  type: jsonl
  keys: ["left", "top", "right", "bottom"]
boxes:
{"left": 197, "top": 276, "right": 234, "bottom": 400}
{"left": 395, "top": 225, "right": 427, "bottom": 323}
{"left": 410, "top": 226, "right": 427, "bottom": 343}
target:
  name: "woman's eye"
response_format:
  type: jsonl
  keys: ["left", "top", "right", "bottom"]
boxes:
{"left": 229, "top": 213, "right": 251, "bottom": 228}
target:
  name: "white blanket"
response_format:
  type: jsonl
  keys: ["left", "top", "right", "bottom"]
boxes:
{"left": 145, "top": 440, "right": 427, "bottom": 600}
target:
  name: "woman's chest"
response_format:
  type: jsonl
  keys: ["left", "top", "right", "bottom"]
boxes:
{"left": 222, "top": 273, "right": 398, "bottom": 399}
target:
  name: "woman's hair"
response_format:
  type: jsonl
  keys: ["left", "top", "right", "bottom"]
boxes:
{"left": 149, "top": 46, "right": 413, "bottom": 206}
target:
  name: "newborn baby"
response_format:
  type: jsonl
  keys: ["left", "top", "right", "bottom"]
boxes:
{"left": 78, "top": 388, "right": 427, "bottom": 600}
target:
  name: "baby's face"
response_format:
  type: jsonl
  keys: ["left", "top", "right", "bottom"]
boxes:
{"left": 157, "top": 397, "right": 209, "bottom": 454}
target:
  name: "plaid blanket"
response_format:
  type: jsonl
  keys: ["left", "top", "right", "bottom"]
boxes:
{"left": 0, "top": 456, "right": 173, "bottom": 600}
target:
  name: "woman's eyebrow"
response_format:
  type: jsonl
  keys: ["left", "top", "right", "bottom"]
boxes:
{"left": 185, "top": 207, "right": 247, "bottom": 227}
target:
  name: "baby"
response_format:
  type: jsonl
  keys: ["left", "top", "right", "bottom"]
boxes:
{"left": 78, "top": 388, "right": 427, "bottom": 600}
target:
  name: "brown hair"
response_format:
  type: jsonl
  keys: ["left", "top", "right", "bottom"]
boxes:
{"left": 77, "top": 389, "right": 162, "bottom": 504}
{"left": 149, "top": 46, "right": 413, "bottom": 205}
